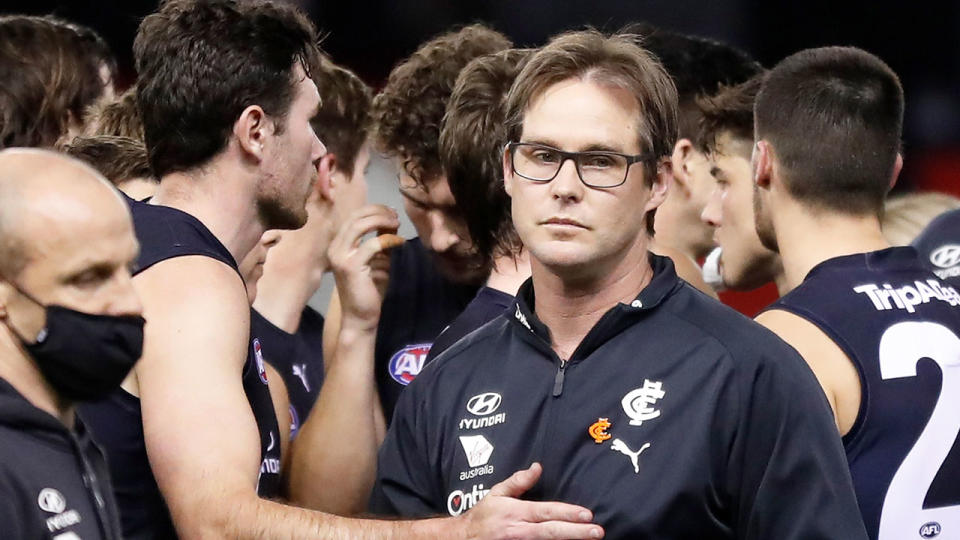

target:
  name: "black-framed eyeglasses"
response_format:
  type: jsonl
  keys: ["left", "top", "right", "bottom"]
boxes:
{"left": 506, "top": 142, "right": 653, "bottom": 189}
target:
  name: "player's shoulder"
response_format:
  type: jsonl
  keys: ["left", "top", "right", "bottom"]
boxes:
{"left": 404, "top": 314, "right": 512, "bottom": 394}
{"left": 129, "top": 199, "right": 237, "bottom": 275}
{"left": 666, "top": 282, "right": 795, "bottom": 359}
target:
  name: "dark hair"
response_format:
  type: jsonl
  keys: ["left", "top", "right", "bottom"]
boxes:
{"left": 695, "top": 74, "right": 764, "bottom": 154}
{"left": 310, "top": 57, "right": 372, "bottom": 177}
{"left": 134, "top": 0, "right": 320, "bottom": 178}
{"left": 64, "top": 135, "right": 154, "bottom": 186}
{"left": 372, "top": 24, "right": 511, "bottom": 185}
{"left": 441, "top": 48, "right": 533, "bottom": 263}
{"left": 63, "top": 18, "right": 117, "bottom": 91}
{"left": 84, "top": 86, "right": 144, "bottom": 141}
{"left": 755, "top": 46, "right": 904, "bottom": 216}
{"left": 504, "top": 30, "right": 678, "bottom": 234}
{"left": 0, "top": 15, "right": 110, "bottom": 149}
{"left": 627, "top": 23, "right": 761, "bottom": 140}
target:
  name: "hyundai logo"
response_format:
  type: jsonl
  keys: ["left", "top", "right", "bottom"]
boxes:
{"left": 466, "top": 393, "right": 502, "bottom": 416}
{"left": 930, "top": 245, "right": 960, "bottom": 269}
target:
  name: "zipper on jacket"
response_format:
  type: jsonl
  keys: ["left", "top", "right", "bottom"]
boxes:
{"left": 73, "top": 434, "right": 115, "bottom": 540}
{"left": 552, "top": 358, "right": 567, "bottom": 397}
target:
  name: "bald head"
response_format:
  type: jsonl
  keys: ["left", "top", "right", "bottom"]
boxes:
{"left": 0, "top": 148, "right": 130, "bottom": 278}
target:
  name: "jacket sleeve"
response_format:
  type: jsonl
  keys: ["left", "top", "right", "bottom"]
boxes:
{"left": 368, "top": 374, "right": 443, "bottom": 518}
{"left": 730, "top": 338, "right": 869, "bottom": 540}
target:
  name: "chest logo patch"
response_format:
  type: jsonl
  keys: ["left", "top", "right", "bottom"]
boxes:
{"left": 293, "top": 363, "right": 310, "bottom": 392}
{"left": 252, "top": 338, "right": 268, "bottom": 385}
{"left": 930, "top": 244, "right": 960, "bottom": 269}
{"left": 38, "top": 488, "right": 66, "bottom": 514}
{"left": 611, "top": 439, "right": 651, "bottom": 474}
{"left": 622, "top": 379, "right": 665, "bottom": 426}
{"left": 466, "top": 393, "right": 502, "bottom": 416}
{"left": 459, "top": 434, "right": 494, "bottom": 468}
{"left": 588, "top": 418, "right": 612, "bottom": 444}
{"left": 388, "top": 343, "right": 431, "bottom": 385}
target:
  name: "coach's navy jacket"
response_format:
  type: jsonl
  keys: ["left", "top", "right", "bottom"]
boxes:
{"left": 371, "top": 255, "right": 869, "bottom": 539}
{"left": 0, "top": 377, "right": 122, "bottom": 539}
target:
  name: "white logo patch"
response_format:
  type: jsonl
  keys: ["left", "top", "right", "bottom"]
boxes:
{"left": 930, "top": 245, "right": 960, "bottom": 269}
{"left": 611, "top": 439, "right": 651, "bottom": 474}
{"left": 38, "top": 488, "right": 66, "bottom": 514}
{"left": 466, "top": 393, "right": 502, "bottom": 416}
{"left": 447, "top": 484, "right": 490, "bottom": 516}
{"left": 292, "top": 363, "right": 310, "bottom": 392}
{"left": 514, "top": 305, "right": 531, "bottom": 330}
{"left": 622, "top": 380, "right": 665, "bottom": 426}
{"left": 459, "top": 435, "right": 494, "bottom": 468}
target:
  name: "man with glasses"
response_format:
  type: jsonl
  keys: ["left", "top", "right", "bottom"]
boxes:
{"left": 370, "top": 30, "right": 868, "bottom": 539}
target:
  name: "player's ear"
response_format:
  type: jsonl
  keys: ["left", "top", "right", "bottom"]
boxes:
{"left": 502, "top": 145, "right": 515, "bottom": 198}
{"left": 889, "top": 152, "right": 903, "bottom": 191}
{"left": 234, "top": 105, "right": 270, "bottom": 162}
{"left": 315, "top": 153, "right": 336, "bottom": 202}
{"left": 753, "top": 140, "right": 773, "bottom": 191}
{"left": 670, "top": 139, "right": 694, "bottom": 191}
{"left": 644, "top": 157, "right": 672, "bottom": 213}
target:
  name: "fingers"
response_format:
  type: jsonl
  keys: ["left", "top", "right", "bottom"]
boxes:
{"left": 507, "top": 521, "right": 604, "bottom": 540}
{"left": 330, "top": 205, "right": 399, "bottom": 250}
{"left": 328, "top": 206, "right": 400, "bottom": 268}
{"left": 520, "top": 500, "right": 593, "bottom": 524}
{"left": 488, "top": 462, "right": 542, "bottom": 498}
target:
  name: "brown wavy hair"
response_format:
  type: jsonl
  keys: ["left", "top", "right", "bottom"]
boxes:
{"left": 0, "top": 15, "right": 110, "bottom": 149}
{"left": 441, "top": 48, "right": 533, "bottom": 263}
{"left": 372, "top": 24, "right": 510, "bottom": 185}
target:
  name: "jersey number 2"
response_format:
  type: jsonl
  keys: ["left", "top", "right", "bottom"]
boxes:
{"left": 879, "top": 321, "right": 960, "bottom": 539}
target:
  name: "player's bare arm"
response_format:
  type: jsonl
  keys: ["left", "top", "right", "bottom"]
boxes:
{"left": 756, "top": 308, "right": 862, "bottom": 435}
{"left": 290, "top": 204, "right": 400, "bottom": 514}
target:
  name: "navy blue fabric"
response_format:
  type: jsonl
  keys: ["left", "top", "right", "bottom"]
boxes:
{"left": 375, "top": 237, "right": 478, "bottom": 423}
{"left": 767, "top": 247, "right": 960, "bottom": 539}
{"left": 372, "top": 255, "right": 867, "bottom": 539}
{"left": 0, "top": 377, "right": 122, "bottom": 539}
{"left": 426, "top": 287, "right": 514, "bottom": 362}
{"left": 80, "top": 199, "right": 282, "bottom": 538}
{"left": 912, "top": 208, "right": 960, "bottom": 288}
{"left": 250, "top": 307, "right": 324, "bottom": 440}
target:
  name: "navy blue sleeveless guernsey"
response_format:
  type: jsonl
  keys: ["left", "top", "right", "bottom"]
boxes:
{"left": 766, "top": 247, "right": 960, "bottom": 540}
{"left": 80, "top": 199, "right": 282, "bottom": 539}
{"left": 912, "top": 208, "right": 960, "bottom": 288}
{"left": 375, "top": 238, "right": 478, "bottom": 423}
{"left": 250, "top": 307, "right": 324, "bottom": 440}
{"left": 425, "top": 286, "right": 514, "bottom": 362}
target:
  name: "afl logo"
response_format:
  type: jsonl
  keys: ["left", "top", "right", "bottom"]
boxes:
{"left": 253, "top": 338, "right": 268, "bottom": 385}
{"left": 930, "top": 245, "right": 960, "bottom": 269}
{"left": 388, "top": 343, "right": 431, "bottom": 386}
{"left": 38, "top": 488, "right": 66, "bottom": 514}
{"left": 466, "top": 393, "right": 502, "bottom": 416}
{"left": 289, "top": 404, "right": 301, "bottom": 440}
{"left": 920, "top": 522, "right": 941, "bottom": 538}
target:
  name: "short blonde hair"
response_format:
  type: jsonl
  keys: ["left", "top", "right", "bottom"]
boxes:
{"left": 883, "top": 191, "right": 960, "bottom": 246}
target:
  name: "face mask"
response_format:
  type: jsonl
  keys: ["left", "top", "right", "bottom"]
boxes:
{"left": 4, "top": 282, "right": 145, "bottom": 402}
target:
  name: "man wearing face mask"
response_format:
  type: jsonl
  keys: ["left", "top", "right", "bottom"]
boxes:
{"left": 0, "top": 148, "right": 143, "bottom": 539}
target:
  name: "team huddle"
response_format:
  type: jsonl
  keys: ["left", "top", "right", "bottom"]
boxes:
{"left": 0, "top": 1, "right": 957, "bottom": 539}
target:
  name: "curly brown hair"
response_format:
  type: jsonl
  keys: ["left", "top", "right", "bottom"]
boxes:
{"left": 372, "top": 24, "right": 510, "bottom": 185}
{"left": 64, "top": 135, "right": 154, "bottom": 186}
{"left": 310, "top": 56, "right": 372, "bottom": 176}
{"left": 441, "top": 48, "right": 532, "bottom": 263}
{"left": 84, "top": 86, "right": 144, "bottom": 141}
